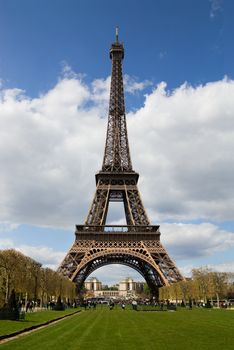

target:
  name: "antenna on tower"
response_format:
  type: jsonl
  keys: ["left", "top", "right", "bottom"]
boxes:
{"left": 116, "top": 26, "right": 119, "bottom": 43}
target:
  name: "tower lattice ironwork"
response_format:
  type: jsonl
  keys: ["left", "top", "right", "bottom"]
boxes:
{"left": 59, "top": 30, "right": 183, "bottom": 296}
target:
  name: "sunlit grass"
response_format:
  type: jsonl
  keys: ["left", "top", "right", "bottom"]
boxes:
{"left": 0, "top": 308, "right": 80, "bottom": 336}
{"left": 1, "top": 306, "right": 234, "bottom": 350}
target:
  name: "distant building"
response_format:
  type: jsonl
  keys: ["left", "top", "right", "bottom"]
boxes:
{"left": 119, "top": 277, "right": 144, "bottom": 297}
{"left": 84, "top": 276, "right": 144, "bottom": 299}
{"left": 84, "top": 277, "right": 102, "bottom": 291}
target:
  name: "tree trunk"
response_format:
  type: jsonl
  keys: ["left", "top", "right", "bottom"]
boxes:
{"left": 216, "top": 293, "right": 220, "bottom": 308}
{"left": 5, "top": 274, "right": 9, "bottom": 303}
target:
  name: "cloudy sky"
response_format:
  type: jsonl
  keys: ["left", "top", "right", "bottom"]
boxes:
{"left": 1, "top": 0, "right": 234, "bottom": 285}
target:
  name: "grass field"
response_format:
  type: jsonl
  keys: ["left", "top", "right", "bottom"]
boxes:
{"left": 0, "top": 307, "right": 233, "bottom": 350}
{"left": 0, "top": 308, "right": 80, "bottom": 337}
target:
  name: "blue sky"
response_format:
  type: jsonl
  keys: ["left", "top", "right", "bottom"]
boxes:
{"left": 0, "top": 0, "right": 234, "bottom": 285}
{"left": 1, "top": 0, "right": 233, "bottom": 94}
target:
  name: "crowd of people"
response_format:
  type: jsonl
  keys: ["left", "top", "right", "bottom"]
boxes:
{"left": 14, "top": 297, "right": 234, "bottom": 314}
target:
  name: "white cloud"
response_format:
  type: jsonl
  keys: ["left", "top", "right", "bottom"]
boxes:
{"left": 0, "top": 77, "right": 105, "bottom": 229}
{"left": 159, "top": 51, "right": 167, "bottom": 60}
{"left": 0, "top": 238, "right": 14, "bottom": 249}
{"left": 60, "top": 62, "right": 86, "bottom": 81}
{"left": 209, "top": 0, "right": 223, "bottom": 19}
{"left": 0, "top": 74, "right": 234, "bottom": 230}
{"left": 124, "top": 75, "right": 152, "bottom": 94}
{"left": 0, "top": 222, "right": 19, "bottom": 232}
{"left": 1, "top": 71, "right": 233, "bottom": 285}
{"left": 16, "top": 245, "right": 65, "bottom": 269}
{"left": 179, "top": 261, "right": 234, "bottom": 278}
{"left": 210, "top": 261, "right": 234, "bottom": 273}
{"left": 161, "top": 223, "right": 234, "bottom": 259}
{"left": 91, "top": 76, "right": 110, "bottom": 107}
{"left": 0, "top": 236, "right": 65, "bottom": 270}
{"left": 128, "top": 78, "right": 234, "bottom": 222}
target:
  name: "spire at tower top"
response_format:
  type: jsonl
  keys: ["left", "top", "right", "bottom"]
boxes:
{"left": 116, "top": 26, "right": 119, "bottom": 43}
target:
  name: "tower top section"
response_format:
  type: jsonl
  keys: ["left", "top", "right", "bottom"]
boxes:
{"left": 101, "top": 28, "right": 133, "bottom": 173}
{"left": 110, "top": 27, "right": 124, "bottom": 60}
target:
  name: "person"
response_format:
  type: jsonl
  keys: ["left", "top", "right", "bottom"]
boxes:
{"left": 29, "top": 301, "right": 33, "bottom": 312}
{"left": 109, "top": 301, "right": 114, "bottom": 310}
{"left": 26, "top": 301, "right": 30, "bottom": 312}
{"left": 18, "top": 300, "right": 23, "bottom": 312}
{"left": 132, "top": 300, "right": 137, "bottom": 311}
{"left": 83, "top": 300, "right": 87, "bottom": 310}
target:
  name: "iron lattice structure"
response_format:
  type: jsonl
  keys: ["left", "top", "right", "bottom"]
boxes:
{"left": 59, "top": 31, "right": 183, "bottom": 296}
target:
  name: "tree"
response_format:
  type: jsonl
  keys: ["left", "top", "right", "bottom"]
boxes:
{"left": 158, "top": 267, "right": 233, "bottom": 306}
{"left": 143, "top": 283, "right": 150, "bottom": 297}
{"left": 0, "top": 249, "right": 24, "bottom": 303}
{"left": 0, "top": 289, "right": 19, "bottom": 320}
{"left": 192, "top": 267, "right": 211, "bottom": 303}
{"left": 159, "top": 285, "right": 170, "bottom": 300}
{"left": 54, "top": 295, "right": 65, "bottom": 311}
{"left": 209, "top": 272, "right": 228, "bottom": 307}
{"left": 0, "top": 249, "right": 77, "bottom": 308}
{"left": 169, "top": 282, "right": 181, "bottom": 304}
{"left": 227, "top": 273, "right": 234, "bottom": 299}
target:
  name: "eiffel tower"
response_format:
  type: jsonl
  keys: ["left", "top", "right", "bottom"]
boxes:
{"left": 59, "top": 29, "right": 183, "bottom": 296}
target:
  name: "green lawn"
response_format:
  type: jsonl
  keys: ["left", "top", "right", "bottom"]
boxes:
{"left": 0, "top": 307, "right": 234, "bottom": 350}
{"left": 0, "top": 308, "right": 80, "bottom": 337}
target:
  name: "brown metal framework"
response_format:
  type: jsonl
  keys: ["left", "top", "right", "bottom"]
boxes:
{"left": 58, "top": 31, "right": 183, "bottom": 296}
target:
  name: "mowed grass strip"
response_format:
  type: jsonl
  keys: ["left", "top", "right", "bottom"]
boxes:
{"left": 0, "top": 307, "right": 234, "bottom": 350}
{"left": 0, "top": 308, "right": 80, "bottom": 337}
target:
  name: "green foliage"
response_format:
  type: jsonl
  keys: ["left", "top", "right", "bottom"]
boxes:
{"left": 0, "top": 289, "right": 20, "bottom": 320}
{"left": 0, "top": 249, "right": 76, "bottom": 308}
{"left": 159, "top": 267, "right": 231, "bottom": 303}
{"left": 53, "top": 295, "right": 65, "bottom": 311}
{"left": 8, "top": 289, "right": 18, "bottom": 311}
{"left": 143, "top": 283, "right": 150, "bottom": 296}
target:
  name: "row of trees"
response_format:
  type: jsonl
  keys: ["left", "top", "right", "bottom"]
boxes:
{"left": 159, "top": 267, "right": 234, "bottom": 305}
{"left": 0, "top": 249, "right": 76, "bottom": 307}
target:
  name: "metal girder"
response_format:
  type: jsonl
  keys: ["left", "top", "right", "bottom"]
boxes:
{"left": 102, "top": 41, "right": 132, "bottom": 172}
{"left": 85, "top": 180, "right": 150, "bottom": 226}
{"left": 58, "top": 228, "right": 184, "bottom": 295}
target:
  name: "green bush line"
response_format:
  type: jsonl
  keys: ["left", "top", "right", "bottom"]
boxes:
{"left": 0, "top": 309, "right": 81, "bottom": 342}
